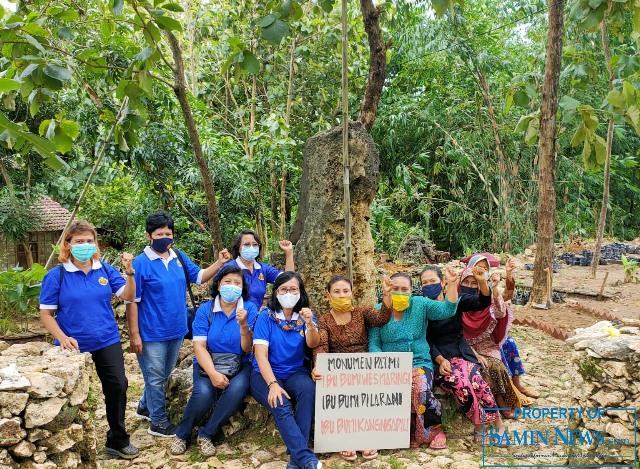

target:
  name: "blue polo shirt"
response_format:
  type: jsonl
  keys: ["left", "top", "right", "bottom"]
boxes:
{"left": 39, "top": 261, "right": 126, "bottom": 353}
{"left": 225, "top": 258, "right": 281, "bottom": 310}
{"left": 133, "top": 247, "right": 203, "bottom": 341}
{"left": 192, "top": 297, "right": 258, "bottom": 363}
{"left": 252, "top": 308, "right": 317, "bottom": 379}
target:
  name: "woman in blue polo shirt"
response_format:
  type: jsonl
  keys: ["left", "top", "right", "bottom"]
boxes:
{"left": 170, "top": 265, "right": 258, "bottom": 456}
{"left": 250, "top": 271, "right": 321, "bottom": 469}
{"left": 39, "top": 220, "right": 139, "bottom": 460}
{"left": 126, "top": 211, "right": 224, "bottom": 438}
{"left": 225, "top": 229, "right": 294, "bottom": 309}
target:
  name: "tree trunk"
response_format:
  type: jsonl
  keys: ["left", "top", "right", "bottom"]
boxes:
{"left": 358, "top": 0, "right": 386, "bottom": 132}
{"left": 182, "top": 0, "right": 198, "bottom": 95}
{"left": 279, "top": 37, "right": 297, "bottom": 239}
{"left": 590, "top": 20, "right": 614, "bottom": 278}
{"left": 166, "top": 31, "right": 223, "bottom": 252}
{"left": 530, "top": 0, "right": 564, "bottom": 306}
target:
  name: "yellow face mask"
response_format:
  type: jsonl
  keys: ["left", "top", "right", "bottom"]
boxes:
{"left": 391, "top": 293, "right": 410, "bottom": 312}
{"left": 329, "top": 296, "right": 353, "bottom": 314}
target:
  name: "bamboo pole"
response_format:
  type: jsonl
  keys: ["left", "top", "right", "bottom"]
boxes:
{"left": 44, "top": 97, "right": 130, "bottom": 270}
{"left": 341, "top": 0, "right": 352, "bottom": 284}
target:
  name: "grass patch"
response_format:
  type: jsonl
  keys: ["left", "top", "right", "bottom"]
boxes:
{"left": 385, "top": 455, "right": 406, "bottom": 469}
{"left": 578, "top": 357, "right": 603, "bottom": 381}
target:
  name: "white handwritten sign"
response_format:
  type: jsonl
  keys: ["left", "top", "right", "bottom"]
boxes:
{"left": 313, "top": 352, "right": 412, "bottom": 452}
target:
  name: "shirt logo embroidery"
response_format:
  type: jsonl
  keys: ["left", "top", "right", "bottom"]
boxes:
{"left": 98, "top": 277, "right": 109, "bottom": 286}
{"left": 176, "top": 261, "right": 183, "bottom": 267}
{"left": 258, "top": 273, "right": 264, "bottom": 281}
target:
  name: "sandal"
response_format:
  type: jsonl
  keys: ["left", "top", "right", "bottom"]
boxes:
{"left": 519, "top": 387, "right": 540, "bottom": 398}
{"left": 339, "top": 451, "right": 357, "bottom": 462}
{"left": 429, "top": 432, "right": 447, "bottom": 450}
{"left": 501, "top": 409, "right": 515, "bottom": 419}
{"left": 361, "top": 449, "right": 378, "bottom": 460}
{"left": 473, "top": 431, "right": 485, "bottom": 444}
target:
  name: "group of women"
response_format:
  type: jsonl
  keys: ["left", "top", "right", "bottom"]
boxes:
{"left": 39, "top": 212, "right": 538, "bottom": 466}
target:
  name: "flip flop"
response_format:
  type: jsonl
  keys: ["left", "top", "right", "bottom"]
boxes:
{"left": 501, "top": 409, "right": 515, "bottom": 419}
{"left": 361, "top": 450, "right": 378, "bottom": 460}
{"left": 473, "top": 431, "right": 485, "bottom": 444}
{"left": 519, "top": 387, "right": 540, "bottom": 398}
{"left": 429, "top": 432, "right": 447, "bottom": 450}
{"left": 339, "top": 451, "right": 357, "bottom": 462}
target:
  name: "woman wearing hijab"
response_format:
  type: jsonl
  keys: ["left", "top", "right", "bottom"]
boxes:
{"left": 458, "top": 266, "right": 522, "bottom": 418}
{"left": 467, "top": 255, "right": 539, "bottom": 400}
{"left": 423, "top": 266, "right": 507, "bottom": 444}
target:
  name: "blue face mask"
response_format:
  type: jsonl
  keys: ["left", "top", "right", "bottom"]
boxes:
{"left": 219, "top": 285, "right": 243, "bottom": 303}
{"left": 151, "top": 237, "right": 173, "bottom": 253}
{"left": 71, "top": 244, "right": 97, "bottom": 262}
{"left": 240, "top": 245, "right": 260, "bottom": 261}
{"left": 460, "top": 286, "right": 478, "bottom": 296}
{"left": 422, "top": 283, "right": 443, "bottom": 300}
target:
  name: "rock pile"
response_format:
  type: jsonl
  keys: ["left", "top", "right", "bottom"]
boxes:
{"left": 0, "top": 342, "right": 99, "bottom": 468}
{"left": 567, "top": 321, "right": 640, "bottom": 464}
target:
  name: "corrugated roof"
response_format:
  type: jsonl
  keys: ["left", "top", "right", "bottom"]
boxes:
{"left": 32, "top": 196, "right": 72, "bottom": 231}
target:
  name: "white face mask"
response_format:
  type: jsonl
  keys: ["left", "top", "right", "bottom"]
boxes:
{"left": 277, "top": 293, "right": 300, "bottom": 309}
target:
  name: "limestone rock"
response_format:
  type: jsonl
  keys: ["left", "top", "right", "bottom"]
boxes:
{"left": 28, "top": 428, "right": 51, "bottom": 442}
{"left": 50, "top": 450, "right": 81, "bottom": 468}
{"left": 395, "top": 236, "right": 437, "bottom": 265}
{"left": 585, "top": 336, "right": 640, "bottom": 359}
{"left": 21, "top": 460, "right": 57, "bottom": 469}
{"left": 9, "top": 439, "right": 35, "bottom": 458}
{"left": 22, "top": 372, "right": 64, "bottom": 398}
{"left": 24, "top": 397, "right": 66, "bottom": 428}
{"left": 0, "top": 417, "right": 26, "bottom": 447}
{"left": 0, "top": 363, "right": 30, "bottom": 391}
{"left": 591, "top": 389, "right": 624, "bottom": 407}
{"left": 0, "top": 342, "right": 8, "bottom": 353}
{"left": 33, "top": 450, "right": 47, "bottom": 463}
{"left": 68, "top": 368, "right": 89, "bottom": 407}
{"left": 0, "top": 448, "right": 18, "bottom": 468}
{"left": 290, "top": 122, "right": 380, "bottom": 310}
{"left": 39, "top": 427, "right": 79, "bottom": 454}
{"left": 1, "top": 342, "right": 50, "bottom": 357}
{"left": 0, "top": 392, "right": 28, "bottom": 417}
{"left": 166, "top": 366, "right": 193, "bottom": 424}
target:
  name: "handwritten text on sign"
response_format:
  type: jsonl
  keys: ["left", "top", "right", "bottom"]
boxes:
{"left": 314, "top": 352, "right": 412, "bottom": 452}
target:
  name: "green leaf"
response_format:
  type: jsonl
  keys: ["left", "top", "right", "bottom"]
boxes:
{"left": 319, "top": 0, "right": 334, "bottom": 13}
{"left": 52, "top": 131, "right": 73, "bottom": 154}
{"left": 582, "top": 138, "right": 592, "bottom": 167}
{"left": 571, "top": 126, "right": 586, "bottom": 147}
{"left": 622, "top": 80, "right": 636, "bottom": 106}
{"left": 43, "top": 64, "right": 72, "bottom": 82}
{"left": 513, "top": 90, "right": 529, "bottom": 107}
{"left": 143, "top": 21, "right": 161, "bottom": 46}
{"left": 0, "top": 78, "right": 21, "bottom": 92}
{"left": 607, "top": 89, "right": 625, "bottom": 109}
{"left": 239, "top": 50, "right": 260, "bottom": 74}
{"left": 161, "top": 3, "right": 184, "bottom": 12}
{"left": 257, "top": 14, "right": 276, "bottom": 28}
{"left": 60, "top": 120, "right": 79, "bottom": 139}
{"left": 19, "top": 63, "right": 38, "bottom": 80}
{"left": 432, "top": 0, "right": 450, "bottom": 16}
{"left": 154, "top": 15, "right": 183, "bottom": 32}
{"left": 22, "top": 23, "right": 49, "bottom": 37}
{"left": 45, "top": 119, "right": 56, "bottom": 139}
{"left": 56, "top": 26, "right": 75, "bottom": 39}
{"left": 113, "top": 0, "right": 124, "bottom": 15}
{"left": 559, "top": 95, "right": 581, "bottom": 111}
{"left": 0, "top": 111, "right": 65, "bottom": 168}
{"left": 261, "top": 19, "right": 289, "bottom": 45}
{"left": 38, "top": 119, "right": 50, "bottom": 136}
{"left": 504, "top": 89, "right": 513, "bottom": 115}
{"left": 524, "top": 116, "right": 540, "bottom": 145}
{"left": 626, "top": 106, "right": 639, "bottom": 128}
{"left": 220, "top": 55, "right": 235, "bottom": 75}
{"left": 29, "top": 96, "right": 39, "bottom": 117}
{"left": 514, "top": 114, "right": 532, "bottom": 133}
{"left": 134, "top": 46, "right": 153, "bottom": 62}
{"left": 24, "top": 33, "right": 46, "bottom": 53}
{"left": 588, "top": 0, "right": 603, "bottom": 8}
{"left": 56, "top": 9, "right": 79, "bottom": 21}
{"left": 593, "top": 134, "right": 607, "bottom": 165}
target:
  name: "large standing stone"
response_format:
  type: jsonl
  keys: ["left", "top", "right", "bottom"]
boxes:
{"left": 0, "top": 417, "right": 26, "bottom": 446}
{"left": 0, "top": 392, "right": 29, "bottom": 418}
{"left": 290, "top": 122, "right": 380, "bottom": 310}
{"left": 24, "top": 397, "right": 66, "bottom": 428}
{"left": 395, "top": 236, "right": 437, "bottom": 265}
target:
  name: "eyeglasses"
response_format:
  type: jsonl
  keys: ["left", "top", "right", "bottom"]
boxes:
{"left": 277, "top": 287, "right": 300, "bottom": 295}
{"left": 241, "top": 243, "right": 260, "bottom": 248}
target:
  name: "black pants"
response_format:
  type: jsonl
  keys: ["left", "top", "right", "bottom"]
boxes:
{"left": 91, "top": 342, "right": 130, "bottom": 449}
